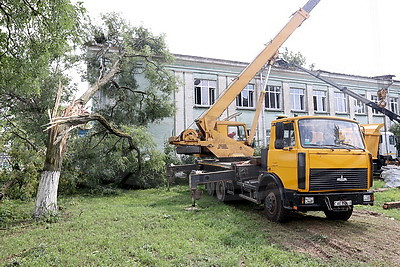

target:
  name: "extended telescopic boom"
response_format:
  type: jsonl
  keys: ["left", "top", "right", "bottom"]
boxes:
{"left": 196, "top": 0, "right": 321, "bottom": 136}
{"left": 170, "top": 0, "right": 320, "bottom": 158}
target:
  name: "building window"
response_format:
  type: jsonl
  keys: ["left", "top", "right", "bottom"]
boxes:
{"left": 354, "top": 95, "right": 366, "bottom": 114}
{"left": 313, "top": 90, "right": 327, "bottom": 112}
{"left": 194, "top": 79, "right": 216, "bottom": 106}
{"left": 334, "top": 92, "right": 347, "bottom": 113}
{"left": 265, "top": 85, "right": 281, "bottom": 109}
{"left": 370, "top": 95, "right": 380, "bottom": 114}
{"left": 389, "top": 97, "right": 398, "bottom": 113}
{"left": 290, "top": 88, "right": 306, "bottom": 111}
{"left": 236, "top": 84, "right": 254, "bottom": 108}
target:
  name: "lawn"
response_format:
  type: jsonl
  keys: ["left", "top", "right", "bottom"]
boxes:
{"left": 1, "top": 179, "right": 399, "bottom": 266}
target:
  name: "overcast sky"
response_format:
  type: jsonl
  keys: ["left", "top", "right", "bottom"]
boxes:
{"left": 80, "top": 0, "right": 400, "bottom": 80}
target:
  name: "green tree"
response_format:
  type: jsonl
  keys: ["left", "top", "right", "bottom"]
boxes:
{"left": 281, "top": 48, "right": 306, "bottom": 67}
{"left": 35, "top": 13, "right": 177, "bottom": 217}
{"left": 0, "top": 0, "right": 86, "bottom": 145}
{"left": 0, "top": 2, "right": 177, "bottom": 217}
{"left": 0, "top": 0, "right": 86, "bottom": 207}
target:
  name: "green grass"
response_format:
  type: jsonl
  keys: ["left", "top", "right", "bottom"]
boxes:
{"left": 359, "top": 178, "right": 400, "bottom": 220}
{"left": 0, "top": 187, "right": 336, "bottom": 266}
{"left": 1, "top": 180, "right": 399, "bottom": 266}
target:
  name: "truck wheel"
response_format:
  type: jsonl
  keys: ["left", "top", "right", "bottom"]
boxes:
{"left": 264, "top": 183, "right": 288, "bottom": 223}
{"left": 324, "top": 206, "right": 353, "bottom": 221}
{"left": 206, "top": 182, "right": 216, "bottom": 196}
{"left": 215, "top": 181, "right": 227, "bottom": 202}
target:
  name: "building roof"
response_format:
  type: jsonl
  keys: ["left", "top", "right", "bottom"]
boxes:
{"left": 173, "top": 53, "right": 399, "bottom": 83}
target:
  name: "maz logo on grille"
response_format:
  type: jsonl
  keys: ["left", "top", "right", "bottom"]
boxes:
{"left": 336, "top": 175, "right": 347, "bottom": 182}
{"left": 309, "top": 168, "right": 367, "bottom": 191}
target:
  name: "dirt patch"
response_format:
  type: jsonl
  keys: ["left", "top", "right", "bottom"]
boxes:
{"left": 267, "top": 209, "right": 400, "bottom": 265}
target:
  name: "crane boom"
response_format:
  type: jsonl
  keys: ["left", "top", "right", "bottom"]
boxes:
{"left": 197, "top": 0, "right": 320, "bottom": 134}
{"left": 170, "top": 0, "right": 320, "bottom": 158}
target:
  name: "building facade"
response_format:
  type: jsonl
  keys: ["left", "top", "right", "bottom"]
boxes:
{"left": 146, "top": 54, "right": 399, "bottom": 149}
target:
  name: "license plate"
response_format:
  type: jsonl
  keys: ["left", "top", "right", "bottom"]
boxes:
{"left": 334, "top": 200, "right": 352, "bottom": 206}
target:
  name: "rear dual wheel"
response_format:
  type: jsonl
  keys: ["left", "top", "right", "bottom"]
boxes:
{"left": 205, "top": 182, "right": 216, "bottom": 196}
{"left": 215, "top": 181, "right": 227, "bottom": 202}
{"left": 215, "top": 181, "right": 239, "bottom": 202}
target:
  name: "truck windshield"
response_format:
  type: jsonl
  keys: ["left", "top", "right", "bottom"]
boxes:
{"left": 299, "top": 119, "right": 365, "bottom": 149}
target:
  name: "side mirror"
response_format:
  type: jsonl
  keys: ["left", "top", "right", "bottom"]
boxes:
{"left": 275, "top": 122, "right": 284, "bottom": 149}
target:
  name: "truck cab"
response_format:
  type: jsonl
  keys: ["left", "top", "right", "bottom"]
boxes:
{"left": 379, "top": 131, "right": 397, "bottom": 160}
{"left": 262, "top": 116, "right": 374, "bottom": 221}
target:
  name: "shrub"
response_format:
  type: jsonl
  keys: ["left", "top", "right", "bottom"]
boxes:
{"left": 0, "top": 144, "right": 43, "bottom": 200}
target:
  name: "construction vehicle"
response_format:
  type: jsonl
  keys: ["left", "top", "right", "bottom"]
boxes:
{"left": 362, "top": 124, "right": 397, "bottom": 171}
{"left": 168, "top": 0, "right": 374, "bottom": 222}
{"left": 277, "top": 59, "right": 400, "bottom": 171}
{"left": 169, "top": 0, "right": 321, "bottom": 158}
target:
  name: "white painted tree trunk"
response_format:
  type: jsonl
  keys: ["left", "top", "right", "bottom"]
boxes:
{"left": 33, "top": 63, "right": 120, "bottom": 218}
{"left": 34, "top": 171, "right": 60, "bottom": 217}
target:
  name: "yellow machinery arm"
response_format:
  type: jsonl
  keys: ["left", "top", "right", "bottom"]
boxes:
{"left": 170, "top": 0, "right": 320, "bottom": 158}
{"left": 196, "top": 0, "right": 320, "bottom": 136}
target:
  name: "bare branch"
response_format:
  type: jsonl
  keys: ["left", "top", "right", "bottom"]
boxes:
{"left": 10, "top": 130, "right": 39, "bottom": 152}
{"left": 110, "top": 80, "right": 147, "bottom": 95}
{"left": 78, "top": 59, "right": 121, "bottom": 104}
{"left": 104, "top": 138, "right": 122, "bottom": 156}
{"left": 90, "top": 131, "right": 108, "bottom": 150}
{"left": 52, "top": 81, "right": 63, "bottom": 118}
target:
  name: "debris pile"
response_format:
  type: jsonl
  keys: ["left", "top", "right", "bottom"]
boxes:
{"left": 381, "top": 165, "right": 400, "bottom": 188}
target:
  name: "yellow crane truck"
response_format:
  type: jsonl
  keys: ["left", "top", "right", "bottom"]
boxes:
{"left": 278, "top": 59, "right": 400, "bottom": 172}
{"left": 167, "top": 0, "right": 374, "bottom": 222}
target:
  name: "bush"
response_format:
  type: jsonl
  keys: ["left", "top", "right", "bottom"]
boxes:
{"left": 62, "top": 126, "right": 175, "bottom": 192}
{"left": 0, "top": 144, "right": 43, "bottom": 200}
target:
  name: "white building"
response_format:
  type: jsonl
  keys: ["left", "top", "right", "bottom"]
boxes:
{"left": 147, "top": 54, "right": 400, "bottom": 149}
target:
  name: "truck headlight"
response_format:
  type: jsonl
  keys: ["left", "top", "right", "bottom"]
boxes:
{"left": 363, "top": 195, "right": 371, "bottom": 202}
{"left": 304, "top": 197, "right": 314, "bottom": 204}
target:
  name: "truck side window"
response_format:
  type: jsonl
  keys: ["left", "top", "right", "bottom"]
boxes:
{"left": 283, "top": 123, "right": 295, "bottom": 147}
{"left": 276, "top": 122, "right": 295, "bottom": 149}
{"left": 389, "top": 135, "right": 395, "bottom": 145}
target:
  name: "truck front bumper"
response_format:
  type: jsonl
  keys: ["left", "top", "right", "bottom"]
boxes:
{"left": 290, "top": 191, "right": 374, "bottom": 211}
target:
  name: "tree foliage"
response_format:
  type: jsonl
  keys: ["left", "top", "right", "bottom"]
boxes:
{"left": 87, "top": 13, "right": 176, "bottom": 126}
{"left": 280, "top": 48, "right": 307, "bottom": 67}
{"left": 63, "top": 127, "right": 167, "bottom": 190}
{"left": 0, "top": 1, "right": 87, "bottom": 144}
{"left": 0, "top": 0, "right": 87, "bottom": 199}
{"left": 56, "top": 12, "right": 178, "bottom": 190}
{"left": 0, "top": 2, "right": 178, "bottom": 201}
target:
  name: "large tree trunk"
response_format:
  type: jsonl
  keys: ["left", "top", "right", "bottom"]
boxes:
{"left": 34, "top": 124, "right": 67, "bottom": 217}
{"left": 34, "top": 62, "right": 120, "bottom": 218}
{"left": 34, "top": 171, "right": 60, "bottom": 216}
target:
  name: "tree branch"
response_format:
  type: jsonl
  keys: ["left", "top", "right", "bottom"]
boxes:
{"left": 78, "top": 59, "right": 121, "bottom": 104}
{"left": 90, "top": 131, "right": 108, "bottom": 150}
{"left": 44, "top": 113, "right": 141, "bottom": 171}
{"left": 10, "top": 130, "right": 39, "bottom": 152}
{"left": 4, "top": 116, "right": 38, "bottom": 151}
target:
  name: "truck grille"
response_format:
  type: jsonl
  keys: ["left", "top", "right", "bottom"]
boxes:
{"left": 309, "top": 168, "right": 368, "bottom": 191}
